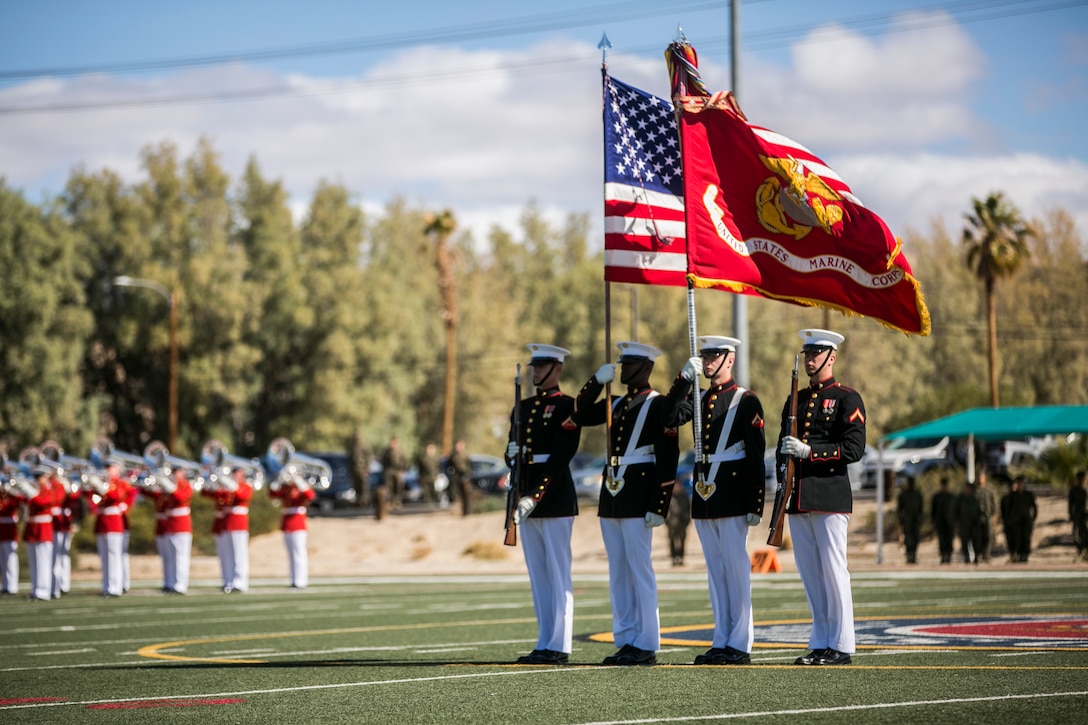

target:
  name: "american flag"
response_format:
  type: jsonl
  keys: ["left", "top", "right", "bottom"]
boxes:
{"left": 603, "top": 75, "right": 688, "bottom": 287}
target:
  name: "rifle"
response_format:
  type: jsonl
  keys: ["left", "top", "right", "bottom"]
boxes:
{"left": 767, "top": 354, "right": 800, "bottom": 548}
{"left": 503, "top": 364, "right": 523, "bottom": 547}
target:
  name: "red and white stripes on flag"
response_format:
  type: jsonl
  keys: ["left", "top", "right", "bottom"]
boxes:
{"left": 602, "top": 74, "right": 687, "bottom": 287}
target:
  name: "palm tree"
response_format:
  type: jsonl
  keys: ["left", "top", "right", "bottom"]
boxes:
{"left": 962, "top": 192, "right": 1032, "bottom": 408}
{"left": 424, "top": 209, "right": 458, "bottom": 453}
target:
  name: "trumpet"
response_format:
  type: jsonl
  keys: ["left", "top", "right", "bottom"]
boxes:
{"left": 265, "top": 437, "right": 331, "bottom": 491}
{"left": 200, "top": 439, "right": 266, "bottom": 490}
{"left": 40, "top": 439, "right": 99, "bottom": 494}
{"left": 143, "top": 441, "right": 206, "bottom": 490}
{"left": 89, "top": 438, "right": 151, "bottom": 483}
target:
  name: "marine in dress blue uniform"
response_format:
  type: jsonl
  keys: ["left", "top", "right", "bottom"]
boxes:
{"left": 575, "top": 341, "right": 680, "bottom": 666}
{"left": 662, "top": 336, "right": 765, "bottom": 665}
{"left": 508, "top": 344, "right": 581, "bottom": 665}
{"left": 775, "top": 329, "right": 866, "bottom": 666}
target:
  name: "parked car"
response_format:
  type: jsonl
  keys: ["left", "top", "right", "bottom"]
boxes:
{"left": 302, "top": 451, "right": 356, "bottom": 513}
{"left": 860, "top": 437, "right": 949, "bottom": 488}
{"left": 441, "top": 454, "right": 510, "bottom": 495}
{"left": 985, "top": 437, "right": 1058, "bottom": 478}
{"left": 570, "top": 453, "right": 606, "bottom": 500}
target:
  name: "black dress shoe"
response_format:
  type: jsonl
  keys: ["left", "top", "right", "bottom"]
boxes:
{"left": 516, "top": 649, "right": 545, "bottom": 664}
{"left": 813, "top": 649, "right": 852, "bottom": 665}
{"left": 716, "top": 647, "right": 751, "bottom": 665}
{"left": 794, "top": 649, "right": 828, "bottom": 665}
{"left": 602, "top": 643, "right": 634, "bottom": 665}
{"left": 528, "top": 649, "right": 569, "bottom": 665}
{"left": 694, "top": 647, "right": 726, "bottom": 665}
{"left": 615, "top": 647, "right": 656, "bottom": 666}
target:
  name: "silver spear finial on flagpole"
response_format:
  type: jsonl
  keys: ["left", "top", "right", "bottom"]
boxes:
{"left": 674, "top": 25, "right": 687, "bottom": 43}
{"left": 598, "top": 32, "right": 612, "bottom": 65}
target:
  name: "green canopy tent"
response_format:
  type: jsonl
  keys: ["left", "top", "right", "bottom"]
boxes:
{"left": 884, "top": 405, "right": 1088, "bottom": 442}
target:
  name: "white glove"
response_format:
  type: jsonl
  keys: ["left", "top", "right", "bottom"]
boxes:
{"left": 745, "top": 513, "right": 761, "bottom": 527}
{"left": 779, "top": 436, "right": 812, "bottom": 459}
{"left": 594, "top": 363, "right": 616, "bottom": 384}
{"left": 644, "top": 512, "right": 665, "bottom": 528}
{"left": 506, "top": 441, "right": 519, "bottom": 460}
{"left": 512, "top": 496, "right": 537, "bottom": 524}
{"left": 680, "top": 356, "right": 702, "bottom": 381}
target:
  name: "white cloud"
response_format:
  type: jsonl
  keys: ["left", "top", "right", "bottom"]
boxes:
{"left": 0, "top": 24, "right": 1084, "bottom": 251}
{"left": 836, "top": 152, "right": 1088, "bottom": 237}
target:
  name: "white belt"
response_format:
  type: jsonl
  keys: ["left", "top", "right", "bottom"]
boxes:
{"left": 610, "top": 454, "right": 656, "bottom": 466}
{"left": 0, "top": 516, "right": 17, "bottom": 524}
{"left": 30, "top": 514, "right": 53, "bottom": 524}
{"left": 168, "top": 507, "right": 190, "bottom": 517}
{"left": 528, "top": 454, "right": 550, "bottom": 464}
{"left": 706, "top": 441, "right": 746, "bottom": 463}
{"left": 100, "top": 506, "right": 122, "bottom": 515}
{"left": 228, "top": 506, "right": 249, "bottom": 515}
{"left": 283, "top": 506, "right": 308, "bottom": 515}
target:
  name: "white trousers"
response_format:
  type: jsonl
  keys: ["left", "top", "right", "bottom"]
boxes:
{"left": 227, "top": 530, "right": 249, "bottom": 592}
{"left": 695, "top": 516, "right": 754, "bottom": 652}
{"left": 216, "top": 532, "right": 230, "bottom": 588}
{"left": 27, "top": 541, "right": 54, "bottom": 600}
{"left": 52, "top": 531, "right": 72, "bottom": 597}
{"left": 520, "top": 517, "right": 574, "bottom": 654}
{"left": 156, "top": 535, "right": 168, "bottom": 588}
{"left": 122, "top": 531, "right": 130, "bottom": 592}
{"left": 97, "top": 532, "right": 124, "bottom": 596}
{"left": 789, "top": 512, "right": 855, "bottom": 653}
{"left": 0, "top": 540, "right": 17, "bottom": 593}
{"left": 160, "top": 533, "right": 192, "bottom": 593}
{"left": 600, "top": 517, "right": 660, "bottom": 652}
{"left": 283, "top": 530, "right": 308, "bottom": 588}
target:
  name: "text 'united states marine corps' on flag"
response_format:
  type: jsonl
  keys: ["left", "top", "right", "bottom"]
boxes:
{"left": 678, "top": 91, "right": 931, "bottom": 335}
{"left": 603, "top": 74, "right": 687, "bottom": 287}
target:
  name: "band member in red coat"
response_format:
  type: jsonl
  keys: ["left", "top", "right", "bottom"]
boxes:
{"left": 147, "top": 467, "right": 194, "bottom": 594}
{"left": 84, "top": 460, "right": 131, "bottom": 597}
{"left": 51, "top": 474, "right": 81, "bottom": 598}
{"left": 203, "top": 467, "right": 252, "bottom": 593}
{"left": 0, "top": 484, "right": 20, "bottom": 595}
{"left": 269, "top": 466, "right": 316, "bottom": 589}
{"left": 17, "top": 468, "right": 57, "bottom": 601}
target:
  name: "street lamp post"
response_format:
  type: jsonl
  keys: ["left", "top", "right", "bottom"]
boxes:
{"left": 113, "top": 275, "right": 178, "bottom": 453}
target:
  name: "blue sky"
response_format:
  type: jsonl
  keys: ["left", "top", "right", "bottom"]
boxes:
{"left": 2, "top": 0, "right": 1087, "bottom": 243}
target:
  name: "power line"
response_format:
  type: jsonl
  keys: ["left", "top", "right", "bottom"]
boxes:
{"left": 0, "top": 0, "right": 735, "bottom": 80}
{"left": 1, "top": 0, "right": 1084, "bottom": 115}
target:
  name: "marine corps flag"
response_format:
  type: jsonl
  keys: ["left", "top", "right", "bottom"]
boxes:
{"left": 670, "top": 49, "right": 930, "bottom": 335}
{"left": 679, "top": 95, "right": 930, "bottom": 334}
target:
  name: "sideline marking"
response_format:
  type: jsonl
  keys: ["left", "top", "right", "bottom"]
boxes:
{"left": 641, "top": 614, "right": 1088, "bottom": 651}
{"left": 568, "top": 690, "right": 1088, "bottom": 724}
{"left": 137, "top": 617, "right": 540, "bottom": 663}
{"left": 0, "top": 667, "right": 578, "bottom": 711}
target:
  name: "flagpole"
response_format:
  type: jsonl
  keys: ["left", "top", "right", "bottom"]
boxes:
{"left": 730, "top": 0, "right": 749, "bottom": 388}
{"left": 600, "top": 34, "right": 614, "bottom": 468}
{"left": 667, "top": 32, "right": 707, "bottom": 487}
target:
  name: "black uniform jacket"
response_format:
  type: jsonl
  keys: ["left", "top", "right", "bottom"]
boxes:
{"left": 776, "top": 377, "right": 866, "bottom": 515}
{"left": 574, "top": 378, "right": 680, "bottom": 519}
{"left": 662, "top": 375, "right": 766, "bottom": 520}
{"left": 506, "top": 387, "right": 581, "bottom": 518}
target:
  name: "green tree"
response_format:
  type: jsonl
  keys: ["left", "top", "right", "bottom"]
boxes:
{"left": 962, "top": 192, "right": 1033, "bottom": 408}
{"left": 0, "top": 182, "right": 95, "bottom": 451}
